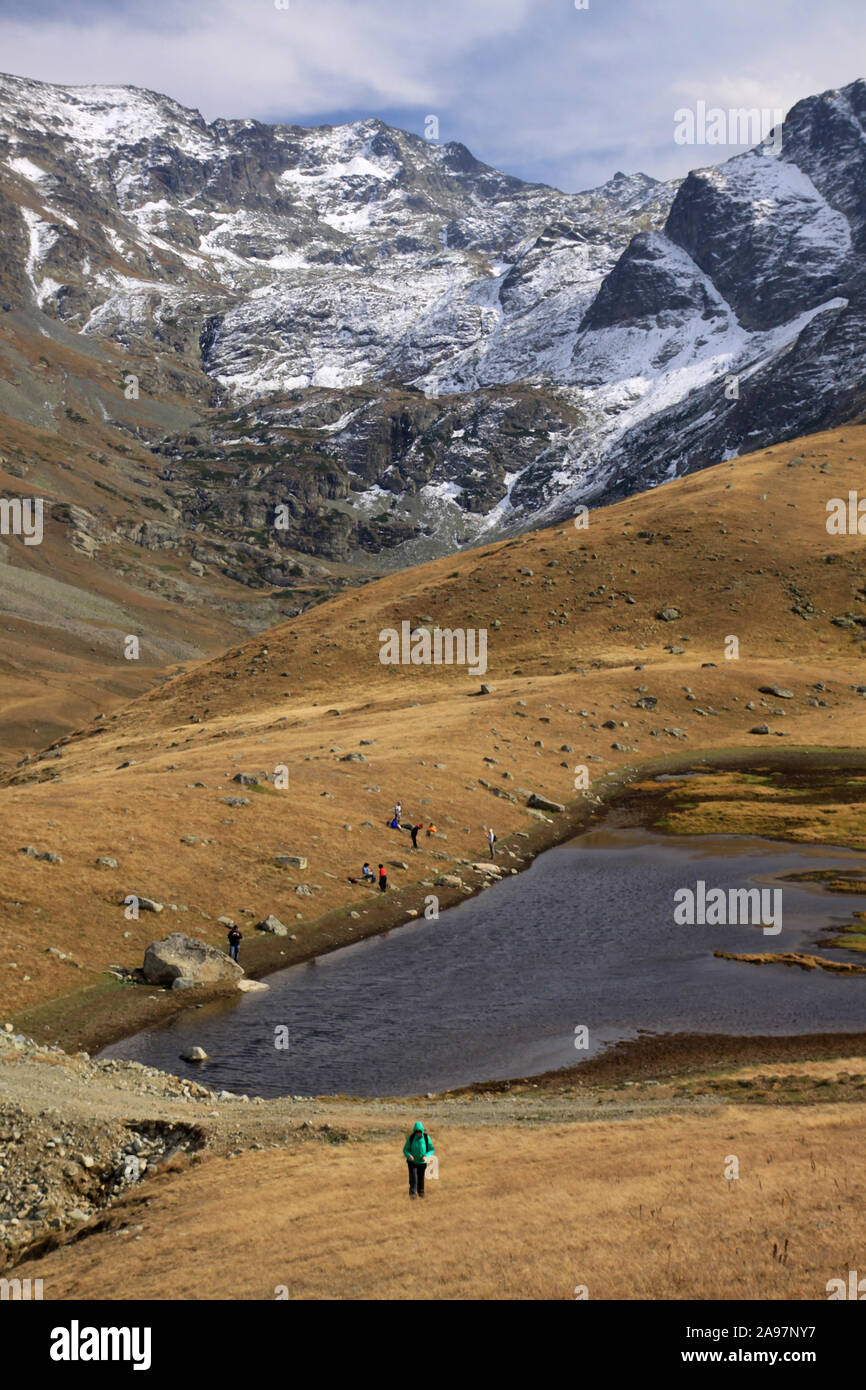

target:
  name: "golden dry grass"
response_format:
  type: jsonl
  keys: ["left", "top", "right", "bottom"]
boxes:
{"left": 26, "top": 1101, "right": 866, "bottom": 1300}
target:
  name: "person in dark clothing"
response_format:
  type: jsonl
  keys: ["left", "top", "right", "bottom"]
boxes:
{"left": 227, "top": 924, "right": 242, "bottom": 962}
{"left": 403, "top": 1121, "right": 435, "bottom": 1199}
{"left": 410, "top": 823, "right": 422, "bottom": 849}
{"left": 378, "top": 864, "right": 387, "bottom": 892}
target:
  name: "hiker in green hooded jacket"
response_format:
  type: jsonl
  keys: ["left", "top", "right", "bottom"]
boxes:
{"left": 403, "top": 1120, "right": 435, "bottom": 1200}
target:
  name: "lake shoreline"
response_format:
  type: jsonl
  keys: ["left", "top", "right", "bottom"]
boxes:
{"left": 11, "top": 745, "right": 866, "bottom": 1071}
{"left": 445, "top": 1028, "right": 866, "bottom": 1096}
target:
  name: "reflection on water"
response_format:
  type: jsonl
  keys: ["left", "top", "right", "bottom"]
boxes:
{"left": 99, "top": 830, "right": 866, "bottom": 1098}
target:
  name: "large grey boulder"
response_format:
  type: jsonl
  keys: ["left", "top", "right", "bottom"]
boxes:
{"left": 142, "top": 933, "right": 243, "bottom": 987}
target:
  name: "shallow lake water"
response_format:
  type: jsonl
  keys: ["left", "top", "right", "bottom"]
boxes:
{"left": 99, "top": 829, "right": 866, "bottom": 1097}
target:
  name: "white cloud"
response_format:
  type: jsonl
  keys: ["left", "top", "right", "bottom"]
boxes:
{"left": 0, "top": 0, "right": 863, "bottom": 190}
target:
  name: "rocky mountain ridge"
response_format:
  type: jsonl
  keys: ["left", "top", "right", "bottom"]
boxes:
{"left": 1, "top": 72, "right": 865, "bottom": 571}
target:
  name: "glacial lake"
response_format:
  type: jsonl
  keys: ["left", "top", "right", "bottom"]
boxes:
{"left": 99, "top": 828, "right": 866, "bottom": 1097}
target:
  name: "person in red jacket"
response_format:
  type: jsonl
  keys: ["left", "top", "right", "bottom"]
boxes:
{"left": 378, "top": 863, "right": 387, "bottom": 892}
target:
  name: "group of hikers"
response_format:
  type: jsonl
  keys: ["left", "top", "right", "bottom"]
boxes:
{"left": 360, "top": 861, "right": 388, "bottom": 892}
{"left": 387, "top": 800, "right": 437, "bottom": 849}
{"left": 387, "top": 801, "right": 497, "bottom": 857}
{"left": 224, "top": 799, "right": 499, "bottom": 969}
{"left": 371, "top": 802, "right": 498, "bottom": 886}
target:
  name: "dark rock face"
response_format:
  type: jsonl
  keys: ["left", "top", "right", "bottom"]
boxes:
{"left": 664, "top": 159, "right": 849, "bottom": 332}
{"left": 580, "top": 231, "right": 724, "bottom": 331}
{"left": 157, "top": 385, "right": 580, "bottom": 560}
{"left": 562, "top": 79, "right": 866, "bottom": 510}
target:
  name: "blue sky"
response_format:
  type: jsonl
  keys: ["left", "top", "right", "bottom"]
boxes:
{"left": 0, "top": 0, "right": 864, "bottom": 190}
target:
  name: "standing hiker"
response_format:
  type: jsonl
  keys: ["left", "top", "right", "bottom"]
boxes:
{"left": 487, "top": 827, "right": 497, "bottom": 860}
{"left": 410, "top": 822, "right": 422, "bottom": 850}
{"left": 227, "top": 923, "right": 242, "bottom": 962}
{"left": 378, "top": 863, "right": 388, "bottom": 892}
{"left": 403, "top": 1120, "right": 435, "bottom": 1200}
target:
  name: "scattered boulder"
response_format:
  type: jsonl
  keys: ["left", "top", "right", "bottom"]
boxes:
{"left": 257, "top": 914, "right": 289, "bottom": 936}
{"left": 340, "top": 752, "right": 366, "bottom": 762}
{"left": 182, "top": 1046, "right": 208, "bottom": 1062}
{"left": 142, "top": 932, "right": 243, "bottom": 987}
{"left": 232, "top": 773, "right": 259, "bottom": 786}
{"left": 749, "top": 724, "right": 771, "bottom": 735}
{"left": 274, "top": 854, "right": 308, "bottom": 869}
{"left": 19, "top": 847, "right": 62, "bottom": 863}
{"left": 657, "top": 606, "right": 682, "bottom": 621}
{"left": 527, "top": 793, "right": 565, "bottom": 813}
{"left": 45, "top": 947, "right": 80, "bottom": 967}
{"left": 758, "top": 686, "right": 794, "bottom": 699}
{"left": 96, "top": 856, "right": 118, "bottom": 869}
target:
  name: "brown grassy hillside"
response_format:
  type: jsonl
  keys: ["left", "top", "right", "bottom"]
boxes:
{"left": 0, "top": 425, "right": 865, "bottom": 1023}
